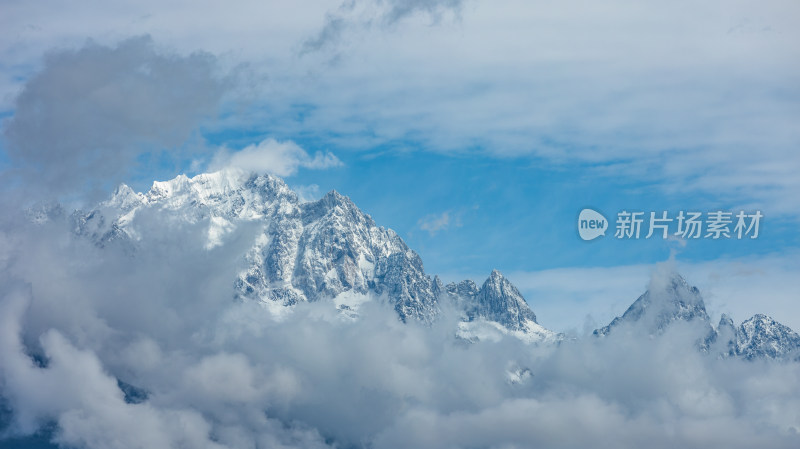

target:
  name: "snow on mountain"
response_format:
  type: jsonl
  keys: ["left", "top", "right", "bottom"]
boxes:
{"left": 65, "top": 170, "right": 557, "bottom": 339}
{"left": 31, "top": 170, "right": 800, "bottom": 354}
{"left": 445, "top": 270, "right": 560, "bottom": 343}
{"left": 26, "top": 170, "right": 800, "bottom": 355}
{"left": 71, "top": 170, "right": 297, "bottom": 248}
{"left": 594, "top": 272, "right": 800, "bottom": 361}
{"left": 234, "top": 187, "right": 439, "bottom": 323}
{"left": 712, "top": 314, "right": 800, "bottom": 361}
{"left": 712, "top": 314, "right": 739, "bottom": 358}
{"left": 593, "top": 272, "right": 711, "bottom": 337}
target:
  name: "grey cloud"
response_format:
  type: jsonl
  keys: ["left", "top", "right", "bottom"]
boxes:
{"left": 382, "top": 0, "right": 465, "bottom": 24}
{"left": 2, "top": 36, "right": 225, "bottom": 196}
{"left": 0, "top": 202, "right": 799, "bottom": 448}
{"left": 302, "top": 13, "right": 349, "bottom": 54}
{"left": 301, "top": 0, "right": 464, "bottom": 54}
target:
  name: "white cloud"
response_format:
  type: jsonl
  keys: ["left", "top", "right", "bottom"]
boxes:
{"left": 293, "top": 183, "right": 322, "bottom": 202}
{"left": 1, "top": 1, "right": 798, "bottom": 217}
{"left": 0, "top": 198, "right": 798, "bottom": 448}
{"left": 209, "top": 138, "right": 342, "bottom": 177}
{"left": 418, "top": 211, "right": 451, "bottom": 235}
{"left": 0, "top": 5, "right": 799, "bottom": 446}
{"left": 418, "top": 210, "right": 465, "bottom": 235}
{"left": 504, "top": 251, "right": 800, "bottom": 333}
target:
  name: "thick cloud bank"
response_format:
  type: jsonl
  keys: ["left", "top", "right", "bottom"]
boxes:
{"left": 3, "top": 37, "right": 224, "bottom": 194}
{"left": 0, "top": 202, "right": 798, "bottom": 449}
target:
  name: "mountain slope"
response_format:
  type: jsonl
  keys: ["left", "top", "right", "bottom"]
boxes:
{"left": 594, "top": 272, "right": 711, "bottom": 337}
{"left": 67, "top": 170, "right": 554, "bottom": 338}
{"left": 715, "top": 314, "right": 800, "bottom": 361}
{"left": 445, "top": 270, "right": 560, "bottom": 343}
{"left": 595, "top": 272, "right": 800, "bottom": 360}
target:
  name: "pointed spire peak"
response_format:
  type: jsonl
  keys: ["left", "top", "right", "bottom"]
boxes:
{"left": 482, "top": 269, "right": 510, "bottom": 291}
{"left": 106, "top": 183, "right": 145, "bottom": 210}
{"left": 112, "top": 183, "right": 135, "bottom": 197}
{"left": 647, "top": 260, "right": 693, "bottom": 292}
{"left": 482, "top": 270, "right": 523, "bottom": 298}
{"left": 719, "top": 313, "right": 735, "bottom": 327}
{"left": 301, "top": 188, "right": 377, "bottom": 228}
{"left": 745, "top": 313, "right": 773, "bottom": 324}
{"left": 306, "top": 190, "right": 360, "bottom": 217}
{"left": 646, "top": 269, "right": 700, "bottom": 300}
{"left": 662, "top": 271, "right": 689, "bottom": 288}
{"left": 320, "top": 189, "right": 354, "bottom": 207}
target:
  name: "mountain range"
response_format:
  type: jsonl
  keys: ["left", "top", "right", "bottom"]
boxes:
{"left": 52, "top": 170, "right": 799, "bottom": 361}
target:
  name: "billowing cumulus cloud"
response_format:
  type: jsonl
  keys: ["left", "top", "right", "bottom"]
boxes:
{"left": 0, "top": 203, "right": 798, "bottom": 448}
{"left": 2, "top": 36, "right": 225, "bottom": 195}
{"left": 0, "top": 4, "right": 798, "bottom": 448}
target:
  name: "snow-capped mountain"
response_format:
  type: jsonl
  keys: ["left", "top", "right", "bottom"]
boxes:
{"left": 593, "top": 273, "right": 711, "bottom": 337}
{"left": 711, "top": 314, "right": 800, "bottom": 361}
{"left": 55, "top": 170, "right": 800, "bottom": 355}
{"left": 444, "top": 271, "right": 560, "bottom": 343}
{"left": 67, "top": 170, "right": 549, "bottom": 339}
{"left": 595, "top": 272, "right": 800, "bottom": 360}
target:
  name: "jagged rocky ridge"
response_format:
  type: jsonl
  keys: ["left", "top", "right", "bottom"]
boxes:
{"left": 68, "top": 170, "right": 551, "bottom": 339}
{"left": 713, "top": 314, "right": 800, "bottom": 361}
{"left": 594, "top": 273, "right": 711, "bottom": 337}
{"left": 59, "top": 170, "right": 799, "bottom": 355}
{"left": 442, "top": 271, "right": 558, "bottom": 343}
{"left": 594, "top": 272, "right": 800, "bottom": 361}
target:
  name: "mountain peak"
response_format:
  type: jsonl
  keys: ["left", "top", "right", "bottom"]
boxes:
{"left": 649, "top": 271, "right": 700, "bottom": 301}
{"left": 106, "top": 184, "right": 146, "bottom": 211}
{"left": 594, "top": 272, "right": 709, "bottom": 337}
{"left": 448, "top": 270, "right": 558, "bottom": 343}
{"left": 320, "top": 189, "right": 355, "bottom": 208}
{"left": 474, "top": 271, "right": 538, "bottom": 328}
{"left": 736, "top": 314, "right": 800, "bottom": 361}
{"left": 748, "top": 313, "right": 770, "bottom": 323}
{"left": 718, "top": 313, "right": 735, "bottom": 329}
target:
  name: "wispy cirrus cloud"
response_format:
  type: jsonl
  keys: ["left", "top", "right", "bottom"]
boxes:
{"left": 301, "top": 0, "right": 465, "bottom": 54}
{"left": 418, "top": 210, "right": 463, "bottom": 235}
{"left": 1, "top": 1, "right": 798, "bottom": 220}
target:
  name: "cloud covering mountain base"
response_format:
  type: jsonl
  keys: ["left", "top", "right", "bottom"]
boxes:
{"left": 1, "top": 195, "right": 799, "bottom": 449}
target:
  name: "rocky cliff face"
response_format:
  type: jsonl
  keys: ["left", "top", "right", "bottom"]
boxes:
{"left": 594, "top": 273, "right": 800, "bottom": 360}
{"left": 594, "top": 273, "right": 711, "bottom": 337}
{"left": 68, "top": 170, "right": 553, "bottom": 338}
{"left": 718, "top": 314, "right": 800, "bottom": 361}
{"left": 444, "top": 270, "right": 560, "bottom": 343}
{"left": 63, "top": 170, "right": 800, "bottom": 355}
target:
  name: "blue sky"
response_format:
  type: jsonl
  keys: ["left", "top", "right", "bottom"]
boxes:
{"left": 1, "top": 0, "right": 798, "bottom": 331}
{"left": 280, "top": 147, "right": 793, "bottom": 276}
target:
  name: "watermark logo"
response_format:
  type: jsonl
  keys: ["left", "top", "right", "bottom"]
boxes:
{"left": 578, "top": 208, "right": 763, "bottom": 241}
{"left": 578, "top": 208, "right": 608, "bottom": 241}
